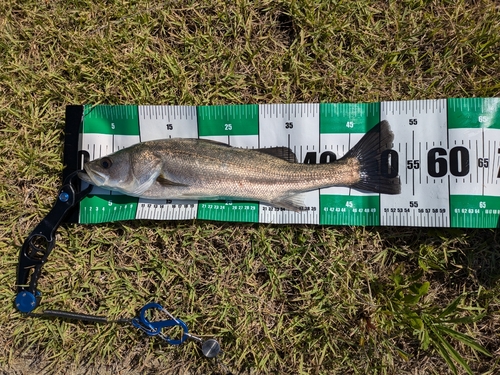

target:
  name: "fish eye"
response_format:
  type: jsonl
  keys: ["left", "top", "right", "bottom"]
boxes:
{"left": 100, "top": 157, "right": 112, "bottom": 169}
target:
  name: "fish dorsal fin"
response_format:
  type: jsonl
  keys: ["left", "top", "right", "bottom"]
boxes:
{"left": 197, "top": 139, "right": 297, "bottom": 162}
{"left": 156, "top": 175, "right": 189, "bottom": 187}
{"left": 253, "top": 147, "right": 298, "bottom": 163}
{"left": 197, "top": 139, "right": 232, "bottom": 147}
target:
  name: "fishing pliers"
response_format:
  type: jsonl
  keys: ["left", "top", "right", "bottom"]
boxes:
{"left": 15, "top": 170, "right": 92, "bottom": 313}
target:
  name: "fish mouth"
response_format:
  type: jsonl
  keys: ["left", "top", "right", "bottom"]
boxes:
{"left": 78, "top": 168, "right": 107, "bottom": 186}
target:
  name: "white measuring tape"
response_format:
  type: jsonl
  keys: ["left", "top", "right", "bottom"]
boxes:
{"left": 76, "top": 98, "right": 500, "bottom": 228}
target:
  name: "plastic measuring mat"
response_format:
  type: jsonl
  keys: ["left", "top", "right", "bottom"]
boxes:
{"left": 63, "top": 98, "right": 500, "bottom": 228}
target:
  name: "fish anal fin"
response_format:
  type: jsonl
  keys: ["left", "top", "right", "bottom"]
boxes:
{"left": 253, "top": 147, "right": 298, "bottom": 163}
{"left": 270, "top": 193, "right": 307, "bottom": 212}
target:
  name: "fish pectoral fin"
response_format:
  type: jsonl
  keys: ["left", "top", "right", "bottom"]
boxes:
{"left": 253, "top": 147, "right": 298, "bottom": 163}
{"left": 156, "top": 175, "right": 189, "bottom": 187}
{"left": 130, "top": 170, "right": 162, "bottom": 196}
{"left": 270, "top": 194, "right": 307, "bottom": 212}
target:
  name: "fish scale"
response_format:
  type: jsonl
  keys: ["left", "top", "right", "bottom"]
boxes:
{"left": 71, "top": 99, "right": 500, "bottom": 228}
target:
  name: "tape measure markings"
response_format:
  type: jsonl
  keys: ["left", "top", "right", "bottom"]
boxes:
{"left": 78, "top": 100, "right": 500, "bottom": 228}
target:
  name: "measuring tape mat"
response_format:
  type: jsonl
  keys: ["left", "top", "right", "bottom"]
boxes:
{"left": 63, "top": 98, "right": 500, "bottom": 228}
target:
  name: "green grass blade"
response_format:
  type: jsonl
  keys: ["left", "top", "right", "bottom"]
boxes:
{"left": 431, "top": 328, "right": 473, "bottom": 375}
{"left": 438, "top": 326, "right": 491, "bottom": 357}
{"left": 432, "top": 338, "right": 459, "bottom": 375}
{"left": 438, "top": 295, "right": 463, "bottom": 319}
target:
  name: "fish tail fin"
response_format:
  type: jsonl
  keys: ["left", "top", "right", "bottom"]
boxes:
{"left": 340, "top": 120, "right": 401, "bottom": 195}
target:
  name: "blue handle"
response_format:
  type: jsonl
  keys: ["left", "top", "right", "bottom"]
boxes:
{"left": 15, "top": 291, "right": 39, "bottom": 313}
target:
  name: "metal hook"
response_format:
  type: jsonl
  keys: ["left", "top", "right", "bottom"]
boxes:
{"left": 131, "top": 302, "right": 189, "bottom": 345}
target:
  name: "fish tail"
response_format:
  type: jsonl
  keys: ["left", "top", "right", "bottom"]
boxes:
{"left": 341, "top": 120, "right": 401, "bottom": 195}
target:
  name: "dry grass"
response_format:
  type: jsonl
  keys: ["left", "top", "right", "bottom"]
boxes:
{"left": 1, "top": 0, "right": 500, "bottom": 374}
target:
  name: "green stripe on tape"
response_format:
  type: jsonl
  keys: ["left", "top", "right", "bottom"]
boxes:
{"left": 320, "top": 102, "right": 380, "bottom": 134}
{"left": 76, "top": 99, "right": 500, "bottom": 228}
{"left": 83, "top": 105, "right": 140, "bottom": 135}
{"left": 320, "top": 195, "right": 380, "bottom": 225}
{"left": 450, "top": 195, "right": 500, "bottom": 228}
{"left": 197, "top": 200, "right": 259, "bottom": 222}
{"left": 448, "top": 98, "right": 500, "bottom": 129}
{"left": 80, "top": 195, "right": 138, "bottom": 224}
{"left": 197, "top": 105, "right": 259, "bottom": 136}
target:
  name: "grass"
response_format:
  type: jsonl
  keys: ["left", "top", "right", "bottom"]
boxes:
{"left": 1, "top": 0, "right": 500, "bottom": 373}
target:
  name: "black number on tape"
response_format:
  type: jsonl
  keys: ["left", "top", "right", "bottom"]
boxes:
{"left": 428, "top": 148, "right": 448, "bottom": 177}
{"left": 381, "top": 150, "right": 399, "bottom": 178}
{"left": 303, "top": 151, "right": 337, "bottom": 164}
{"left": 449, "top": 146, "right": 469, "bottom": 176}
{"left": 319, "top": 151, "right": 336, "bottom": 164}
{"left": 478, "top": 158, "right": 489, "bottom": 168}
{"left": 427, "top": 146, "right": 470, "bottom": 178}
{"left": 407, "top": 160, "right": 420, "bottom": 169}
{"left": 498, "top": 148, "right": 500, "bottom": 178}
{"left": 303, "top": 152, "right": 316, "bottom": 164}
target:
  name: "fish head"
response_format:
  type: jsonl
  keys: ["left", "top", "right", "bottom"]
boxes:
{"left": 79, "top": 144, "right": 163, "bottom": 196}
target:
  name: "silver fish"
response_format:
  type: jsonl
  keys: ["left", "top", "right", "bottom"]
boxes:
{"left": 79, "top": 121, "right": 400, "bottom": 211}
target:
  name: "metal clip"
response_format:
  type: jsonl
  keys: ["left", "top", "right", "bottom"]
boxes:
{"left": 131, "top": 302, "right": 189, "bottom": 346}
